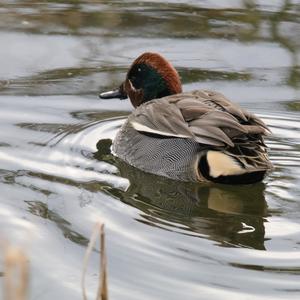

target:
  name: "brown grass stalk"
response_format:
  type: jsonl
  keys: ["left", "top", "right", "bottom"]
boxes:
{"left": 3, "top": 246, "right": 29, "bottom": 300}
{"left": 82, "top": 222, "right": 108, "bottom": 300}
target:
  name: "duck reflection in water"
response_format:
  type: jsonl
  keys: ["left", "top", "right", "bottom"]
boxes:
{"left": 95, "top": 139, "right": 268, "bottom": 250}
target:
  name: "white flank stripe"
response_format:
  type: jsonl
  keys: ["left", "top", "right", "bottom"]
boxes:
{"left": 130, "top": 121, "right": 188, "bottom": 138}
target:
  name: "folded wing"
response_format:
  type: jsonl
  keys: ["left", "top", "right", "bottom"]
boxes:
{"left": 129, "top": 90, "right": 269, "bottom": 149}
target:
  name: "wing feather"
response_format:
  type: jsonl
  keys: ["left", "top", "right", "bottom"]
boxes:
{"left": 128, "top": 90, "right": 269, "bottom": 151}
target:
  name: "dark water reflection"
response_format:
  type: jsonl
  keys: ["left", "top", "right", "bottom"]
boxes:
{"left": 0, "top": 1, "right": 300, "bottom": 300}
{"left": 26, "top": 200, "right": 90, "bottom": 246}
{"left": 96, "top": 139, "right": 267, "bottom": 250}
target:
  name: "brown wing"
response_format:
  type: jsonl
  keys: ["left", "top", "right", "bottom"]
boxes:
{"left": 129, "top": 90, "right": 270, "bottom": 149}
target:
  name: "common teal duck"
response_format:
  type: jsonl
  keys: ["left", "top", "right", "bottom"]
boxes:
{"left": 100, "top": 52, "right": 272, "bottom": 184}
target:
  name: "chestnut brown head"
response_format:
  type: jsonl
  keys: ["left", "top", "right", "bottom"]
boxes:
{"left": 99, "top": 52, "right": 182, "bottom": 107}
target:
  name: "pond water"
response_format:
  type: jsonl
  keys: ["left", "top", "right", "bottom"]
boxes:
{"left": 0, "top": 0, "right": 300, "bottom": 299}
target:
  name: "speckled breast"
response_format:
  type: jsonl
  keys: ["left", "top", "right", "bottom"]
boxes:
{"left": 112, "top": 120, "right": 205, "bottom": 182}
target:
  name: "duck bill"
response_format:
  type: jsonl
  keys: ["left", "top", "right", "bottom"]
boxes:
{"left": 99, "top": 86, "right": 127, "bottom": 100}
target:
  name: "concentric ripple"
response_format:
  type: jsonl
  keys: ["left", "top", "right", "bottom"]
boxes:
{"left": 0, "top": 0, "right": 300, "bottom": 298}
{"left": 0, "top": 93, "right": 300, "bottom": 299}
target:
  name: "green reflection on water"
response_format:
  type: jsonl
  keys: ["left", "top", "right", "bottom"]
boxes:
{"left": 0, "top": 0, "right": 299, "bottom": 95}
{"left": 286, "top": 101, "right": 300, "bottom": 111}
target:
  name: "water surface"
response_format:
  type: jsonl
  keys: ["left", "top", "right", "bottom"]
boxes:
{"left": 0, "top": 1, "right": 300, "bottom": 299}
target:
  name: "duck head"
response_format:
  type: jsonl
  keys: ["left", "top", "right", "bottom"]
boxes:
{"left": 99, "top": 52, "right": 182, "bottom": 107}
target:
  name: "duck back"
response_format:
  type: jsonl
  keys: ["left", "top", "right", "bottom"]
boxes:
{"left": 112, "top": 90, "right": 272, "bottom": 184}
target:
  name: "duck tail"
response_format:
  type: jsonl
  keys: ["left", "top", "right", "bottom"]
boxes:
{"left": 198, "top": 150, "right": 272, "bottom": 184}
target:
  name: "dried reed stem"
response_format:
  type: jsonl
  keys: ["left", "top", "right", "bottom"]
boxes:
{"left": 82, "top": 222, "right": 108, "bottom": 300}
{"left": 3, "top": 246, "right": 29, "bottom": 300}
